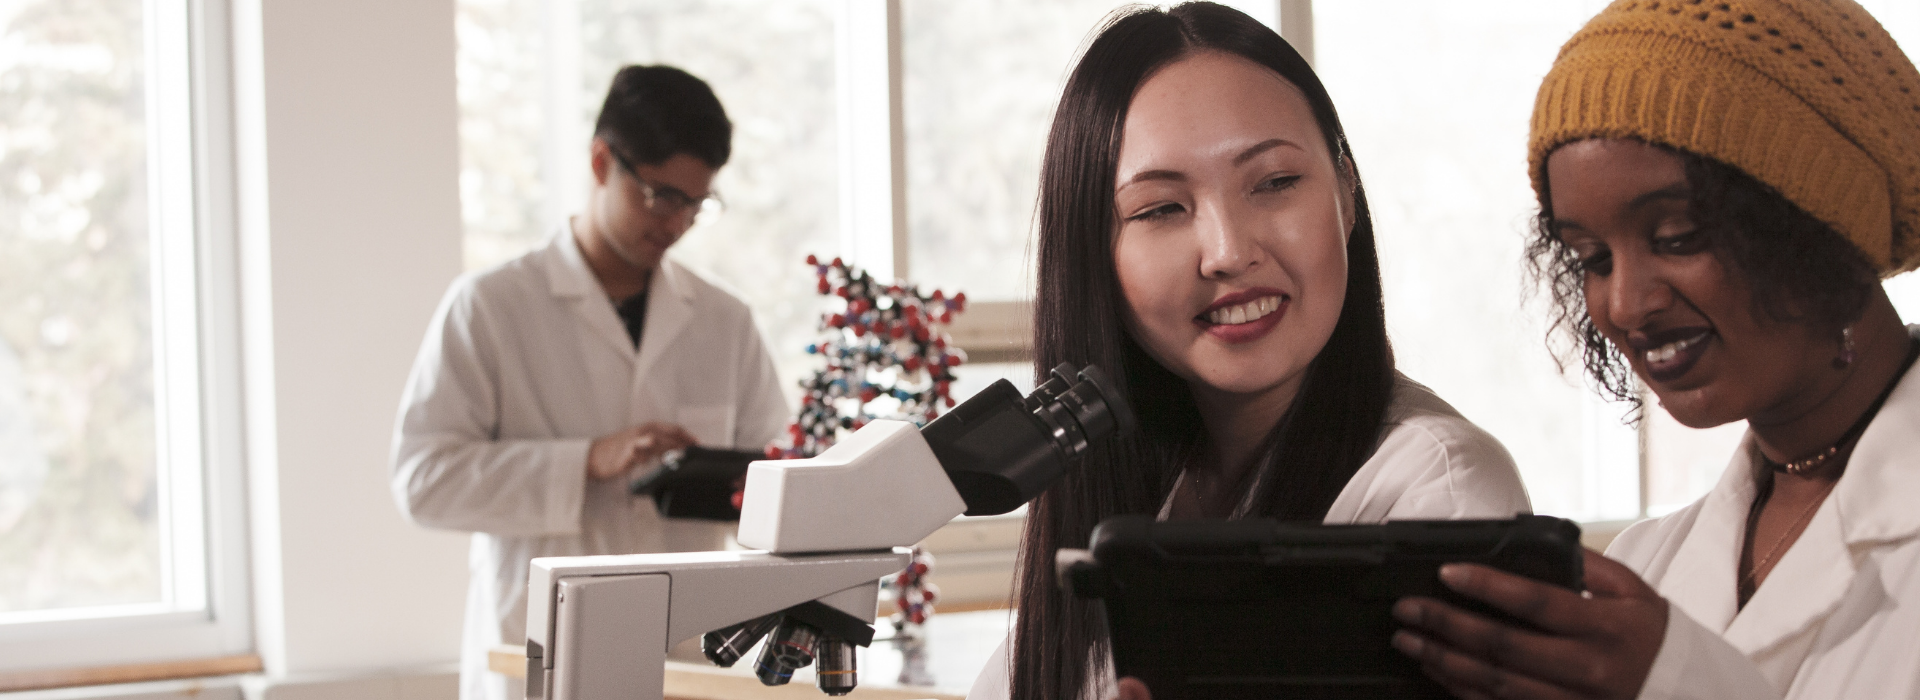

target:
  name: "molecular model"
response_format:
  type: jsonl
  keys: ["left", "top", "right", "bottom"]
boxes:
{"left": 882, "top": 547, "right": 939, "bottom": 633}
{"left": 764, "top": 255, "right": 968, "bottom": 461}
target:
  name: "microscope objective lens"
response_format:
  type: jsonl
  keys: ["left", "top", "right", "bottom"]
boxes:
{"left": 813, "top": 638, "right": 858, "bottom": 696}
{"left": 752, "top": 618, "right": 822, "bottom": 686}
{"left": 752, "top": 656, "right": 794, "bottom": 686}
{"left": 701, "top": 614, "right": 779, "bottom": 668}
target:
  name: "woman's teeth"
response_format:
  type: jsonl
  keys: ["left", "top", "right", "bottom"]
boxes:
{"left": 1207, "top": 296, "right": 1281, "bottom": 325}
{"left": 1646, "top": 332, "right": 1709, "bottom": 365}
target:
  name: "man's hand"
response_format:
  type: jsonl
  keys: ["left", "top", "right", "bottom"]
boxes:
{"left": 1391, "top": 548, "right": 1668, "bottom": 700}
{"left": 586, "top": 423, "right": 697, "bottom": 480}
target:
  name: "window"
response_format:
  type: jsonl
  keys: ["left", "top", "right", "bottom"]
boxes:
{"left": 0, "top": 0, "right": 250, "bottom": 671}
{"left": 1316, "top": 0, "right": 1641, "bottom": 523}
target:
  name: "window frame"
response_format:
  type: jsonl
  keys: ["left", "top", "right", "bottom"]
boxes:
{"left": 0, "top": 0, "right": 253, "bottom": 672}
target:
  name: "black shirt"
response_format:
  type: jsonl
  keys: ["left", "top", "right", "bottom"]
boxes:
{"left": 615, "top": 291, "right": 648, "bottom": 350}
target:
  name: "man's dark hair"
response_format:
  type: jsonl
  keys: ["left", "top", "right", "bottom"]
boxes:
{"left": 593, "top": 65, "right": 732, "bottom": 169}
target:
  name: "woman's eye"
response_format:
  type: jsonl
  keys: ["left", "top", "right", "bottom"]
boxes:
{"left": 1653, "top": 229, "right": 1708, "bottom": 255}
{"left": 1576, "top": 250, "right": 1613, "bottom": 276}
{"left": 1126, "top": 202, "right": 1185, "bottom": 221}
{"left": 1254, "top": 175, "right": 1301, "bottom": 193}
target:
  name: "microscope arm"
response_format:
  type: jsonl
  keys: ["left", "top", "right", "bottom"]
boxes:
{"left": 525, "top": 548, "right": 911, "bottom": 699}
{"left": 736, "top": 421, "right": 967, "bottom": 553}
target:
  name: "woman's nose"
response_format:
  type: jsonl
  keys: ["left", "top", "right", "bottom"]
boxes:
{"left": 1195, "top": 203, "right": 1258, "bottom": 279}
{"left": 1603, "top": 252, "right": 1674, "bottom": 332}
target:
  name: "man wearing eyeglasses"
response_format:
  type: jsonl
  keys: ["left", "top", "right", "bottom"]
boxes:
{"left": 390, "top": 65, "right": 789, "bottom": 700}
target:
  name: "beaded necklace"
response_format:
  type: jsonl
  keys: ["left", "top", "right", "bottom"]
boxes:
{"left": 1737, "top": 337, "right": 1920, "bottom": 607}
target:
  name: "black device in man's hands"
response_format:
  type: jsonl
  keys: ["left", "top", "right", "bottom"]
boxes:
{"left": 1064, "top": 515, "right": 1584, "bottom": 700}
{"left": 628, "top": 446, "right": 763, "bottom": 521}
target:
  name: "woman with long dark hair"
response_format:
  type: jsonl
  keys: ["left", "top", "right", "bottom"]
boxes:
{"left": 967, "top": 4, "right": 1531, "bottom": 699}
{"left": 1390, "top": 2, "right": 1920, "bottom": 698}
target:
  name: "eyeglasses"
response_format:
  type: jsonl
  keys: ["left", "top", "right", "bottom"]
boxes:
{"left": 607, "top": 146, "right": 726, "bottom": 229}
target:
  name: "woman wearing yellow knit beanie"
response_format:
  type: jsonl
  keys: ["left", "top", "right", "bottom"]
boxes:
{"left": 1390, "top": 1, "right": 1920, "bottom": 699}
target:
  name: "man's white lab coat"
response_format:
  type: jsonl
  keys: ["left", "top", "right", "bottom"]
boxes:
{"left": 1609, "top": 325, "right": 1920, "bottom": 699}
{"left": 390, "top": 228, "right": 789, "bottom": 700}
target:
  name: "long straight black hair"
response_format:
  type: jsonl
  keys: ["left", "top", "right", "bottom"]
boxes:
{"left": 1012, "top": 4, "right": 1396, "bottom": 699}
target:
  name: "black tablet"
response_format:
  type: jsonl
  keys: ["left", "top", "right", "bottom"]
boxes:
{"left": 627, "top": 446, "right": 763, "bottom": 521}
{"left": 1065, "top": 515, "right": 1584, "bottom": 700}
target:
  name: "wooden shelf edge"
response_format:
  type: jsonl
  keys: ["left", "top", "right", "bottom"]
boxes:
{"left": 489, "top": 644, "right": 528, "bottom": 679}
{"left": 0, "top": 654, "right": 263, "bottom": 693}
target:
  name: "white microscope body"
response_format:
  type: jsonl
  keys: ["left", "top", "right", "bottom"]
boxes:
{"left": 524, "top": 365, "right": 1132, "bottom": 700}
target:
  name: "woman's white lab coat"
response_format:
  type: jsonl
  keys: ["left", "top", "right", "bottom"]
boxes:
{"left": 390, "top": 228, "right": 789, "bottom": 700}
{"left": 1607, "top": 325, "right": 1920, "bottom": 700}
{"left": 967, "top": 374, "right": 1534, "bottom": 700}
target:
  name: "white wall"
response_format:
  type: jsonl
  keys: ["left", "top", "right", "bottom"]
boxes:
{"left": 234, "top": 0, "right": 469, "bottom": 682}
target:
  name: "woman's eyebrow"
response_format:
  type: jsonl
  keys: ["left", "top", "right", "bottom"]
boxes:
{"left": 1119, "top": 169, "right": 1184, "bottom": 187}
{"left": 1549, "top": 219, "right": 1588, "bottom": 241}
{"left": 1233, "top": 138, "right": 1301, "bottom": 166}
{"left": 1627, "top": 184, "right": 1690, "bottom": 210}
{"left": 1118, "top": 139, "right": 1305, "bottom": 188}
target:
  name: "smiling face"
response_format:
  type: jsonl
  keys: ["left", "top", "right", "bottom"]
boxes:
{"left": 1111, "top": 51, "right": 1352, "bottom": 400}
{"left": 1546, "top": 139, "right": 1842, "bottom": 428}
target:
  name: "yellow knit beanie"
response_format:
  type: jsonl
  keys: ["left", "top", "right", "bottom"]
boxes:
{"left": 1530, "top": 0, "right": 1920, "bottom": 275}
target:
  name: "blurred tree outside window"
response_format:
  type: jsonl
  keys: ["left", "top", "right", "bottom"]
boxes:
{"left": 0, "top": 0, "right": 161, "bottom": 615}
{"left": 897, "top": 0, "right": 1118, "bottom": 303}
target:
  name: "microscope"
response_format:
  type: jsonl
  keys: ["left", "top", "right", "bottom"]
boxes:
{"left": 523, "top": 363, "right": 1135, "bottom": 700}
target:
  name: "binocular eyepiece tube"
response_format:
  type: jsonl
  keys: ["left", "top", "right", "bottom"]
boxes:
{"left": 923, "top": 362, "right": 1136, "bottom": 516}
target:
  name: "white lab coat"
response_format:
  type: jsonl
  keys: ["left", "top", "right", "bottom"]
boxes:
{"left": 1607, "top": 325, "right": 1920, "bottom": 700}
{"left": 390, "top": 227, "right": 789, "bottom": 700}
{"left": 967, "top": 373, "right": 1533, "bottom": 700}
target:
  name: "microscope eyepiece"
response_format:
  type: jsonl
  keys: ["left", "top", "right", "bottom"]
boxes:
{"left": 920, "top": 362, "right": 1135, "bottom": 516}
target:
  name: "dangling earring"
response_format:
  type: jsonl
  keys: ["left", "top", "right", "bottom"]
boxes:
{"left": 1834, "top": 325, "right": 1857, "bottom": 369}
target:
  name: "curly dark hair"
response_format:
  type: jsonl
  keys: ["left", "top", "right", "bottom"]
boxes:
{"left": 1527, "top": 144, "right": 1880, "bottom": 411}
